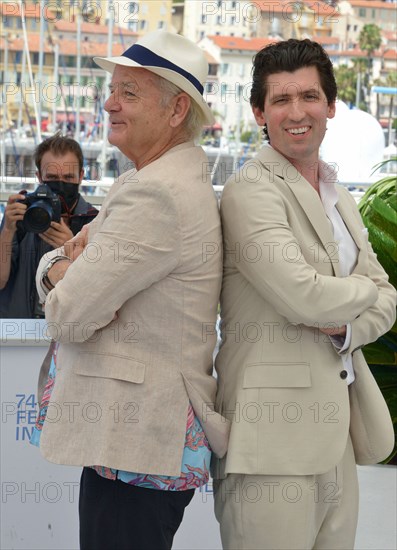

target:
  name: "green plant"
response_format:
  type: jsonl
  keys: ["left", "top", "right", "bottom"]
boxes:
{"left": 240, "top": 130, "right": 256, "bottom": 143}
{"left": 358, "top": 158, "right": 397, "bottom": 463}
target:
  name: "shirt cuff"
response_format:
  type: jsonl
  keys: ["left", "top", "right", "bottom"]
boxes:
{"left": 329, "top": 323, "right": 352, "bottom": 354}
{"left": 35, "top": 247, "right": 66, "bottom": 304}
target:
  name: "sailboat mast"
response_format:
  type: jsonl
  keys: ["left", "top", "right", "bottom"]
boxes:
{"left": 100, "top": 0, "right": 114, "bottom": 179}
{"left": 75, "top": 2, "right": 82, "bottom": 141}
{"left": 1, "top": 33, "right": 9, "bottom": 191}
{"left": 18, "top": 0, "right": 41, "bottom": 143}
{"left": 52, "top": 42, "right": 59, "bottom": 133}
{"left": 38, "top": 7, "right": 45, "bottom": 130}
{"left": 17, "top": 49, "right": 26, "bottom": 138}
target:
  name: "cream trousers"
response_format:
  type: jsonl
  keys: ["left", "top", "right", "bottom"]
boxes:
{"left": 214, "top": 437, "right": 358, "bottom": 550}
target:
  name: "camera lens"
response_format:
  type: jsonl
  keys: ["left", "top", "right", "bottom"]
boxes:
{"left": 24, "top": 201, "right": 53, "bottom": 233}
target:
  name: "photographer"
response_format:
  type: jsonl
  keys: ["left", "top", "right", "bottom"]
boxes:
{"left": 0, "top": 132, "right": 98, "bottom": 318}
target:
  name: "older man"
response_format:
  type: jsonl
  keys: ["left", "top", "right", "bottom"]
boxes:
{"left": 32, "top": 31, "right": 228, "bottom": 550}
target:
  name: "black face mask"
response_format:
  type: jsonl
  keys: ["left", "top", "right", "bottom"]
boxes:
{"left": 43, "top": 180, "right": 80, "bottom": 212}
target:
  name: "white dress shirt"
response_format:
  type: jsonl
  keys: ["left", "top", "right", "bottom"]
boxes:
{"left": 319, "top": 160, "right": 359, "bottom": 384}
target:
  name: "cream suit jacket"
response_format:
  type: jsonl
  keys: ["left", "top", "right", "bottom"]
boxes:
{"left": 212, "top": 145, "right": 396, "bottom": 478}
{"left": 36, "top": 142, "right": 230, "bottom": 476}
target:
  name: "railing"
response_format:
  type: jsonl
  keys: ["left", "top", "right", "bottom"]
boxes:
{"left": 0, "top": 177, "right": 371, "bottom": 209}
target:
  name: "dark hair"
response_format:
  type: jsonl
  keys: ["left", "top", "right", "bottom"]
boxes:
{"left": 34, "top": 131, "right": 84, "bottom": 175}
{"left": 250, "top": 39, "right": 337, "bottom": 109}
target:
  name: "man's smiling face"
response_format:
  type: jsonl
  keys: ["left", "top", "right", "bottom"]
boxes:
{"left": 252, "top": 66, "right": 336, "bottom": 169}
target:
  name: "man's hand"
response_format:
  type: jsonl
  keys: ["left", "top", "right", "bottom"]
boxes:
{"left": 44, "top": 225, "right": 89, "bottom": 288}
{"left": 318, "top": 325, "right": 347, "bottom": 337}
{"left": 3, "top": 194, "right": 27, "bottom": 233}
{"left": 39, "top": 218, "right": 73, "bottom": 248}
{"left": 64, "top": 224, "right": 89, "bottom": 262}
{"left": 45, "top": 259, "right": 72, "bottom": 289}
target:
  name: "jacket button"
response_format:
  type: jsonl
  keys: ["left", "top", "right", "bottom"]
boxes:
{"left": 340, "top": 370, "right": 348, "bottom": 379}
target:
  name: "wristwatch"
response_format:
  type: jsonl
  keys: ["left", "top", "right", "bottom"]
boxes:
{"left": 41, "top": 255, "right": 72, "bottom": 293}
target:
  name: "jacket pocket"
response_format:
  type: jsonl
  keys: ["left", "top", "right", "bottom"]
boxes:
{"left": 73, "top": 352, "right": 145, "bottom": 384}
{"left": 243, "top": 362, "right": 311, "bottom": 388}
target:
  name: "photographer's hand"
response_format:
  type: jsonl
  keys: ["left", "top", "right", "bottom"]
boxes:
{"left": 0, "top": 194, "right": 27, "bottom": 289}
{"left": 3, "top": 194, "right": 27, "bottom": 233}
{"left": 40, "top": 218, "right": 73, "bottom": 248}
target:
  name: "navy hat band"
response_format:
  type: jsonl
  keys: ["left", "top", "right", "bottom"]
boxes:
{"left": 121, "top": 44, "right": 204, "bottom": 95}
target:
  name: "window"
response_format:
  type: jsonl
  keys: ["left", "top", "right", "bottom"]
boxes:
{"left": 129, "top": 1, "right": 137, "bottom": 12}
{"left": 33, "top": 53, "right": 39, "bottom": 65}
{"left": 208, "top": 64, "right": 218, "bottom": 76}
{"left": 221, "top": 63, "right": 230, "bottom": 75}
{"left": 140, "top": 20, "right": 147, "bottom": 30}
{"left": 83, "top": 57, "right": 95, "bottom": 69}
{"left": 158, "top": 21, "right": 165, "bottom": 30}
{"left": 359, "top": 8, "right": 366, "bottom": 17}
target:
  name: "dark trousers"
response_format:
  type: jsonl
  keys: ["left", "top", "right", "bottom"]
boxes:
{"left": 79, "top": 467, "right": 195, "bottom": 550}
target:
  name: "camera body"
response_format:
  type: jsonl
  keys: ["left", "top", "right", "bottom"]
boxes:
{"left": 17, "top": 184, "right": 62, "bottom": 233}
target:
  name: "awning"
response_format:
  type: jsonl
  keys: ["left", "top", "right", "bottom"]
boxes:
{"left": 204, "top": 122, "right": 223, "bottom": 130}
{"left": 56, "top": 113, "right": 85, "bottom": 123}
{"left": 371, "top": 86, "right": 397, "bottom": 95}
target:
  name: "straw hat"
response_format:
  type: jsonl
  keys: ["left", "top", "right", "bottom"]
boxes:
{"left": 94, "top": 31, "right": 214, "bottom": 124}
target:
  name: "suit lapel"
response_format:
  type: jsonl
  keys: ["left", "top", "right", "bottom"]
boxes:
{"left": 256, "top": 147, "right": 340, "bottom": 275}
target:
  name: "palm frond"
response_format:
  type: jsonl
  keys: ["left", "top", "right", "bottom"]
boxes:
{"left": 359, "top": 158, "right": 397, "bottom": 464}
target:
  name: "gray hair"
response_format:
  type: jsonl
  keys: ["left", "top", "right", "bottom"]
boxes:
{"left": 156, "top": 76, "right": 206, "bottom": 141}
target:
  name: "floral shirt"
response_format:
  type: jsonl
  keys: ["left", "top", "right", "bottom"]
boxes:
{"left": 31, "top": 344, "right": 211, "bottom": 491}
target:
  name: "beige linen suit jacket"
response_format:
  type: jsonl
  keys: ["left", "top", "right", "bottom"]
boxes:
{"left": 36, "top": 142, "right": 230, "bottom": 476}
{"left": 212, "top": 145, "right": 396, "bottom": 479}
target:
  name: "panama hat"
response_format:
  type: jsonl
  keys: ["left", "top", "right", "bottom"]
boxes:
{"left": 94, "top": 31, "right": 214, "bottom": 125}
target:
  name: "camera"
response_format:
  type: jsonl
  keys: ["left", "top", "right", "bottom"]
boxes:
{"left": 17, "top": 184, "right": 62, "bottom": 233}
